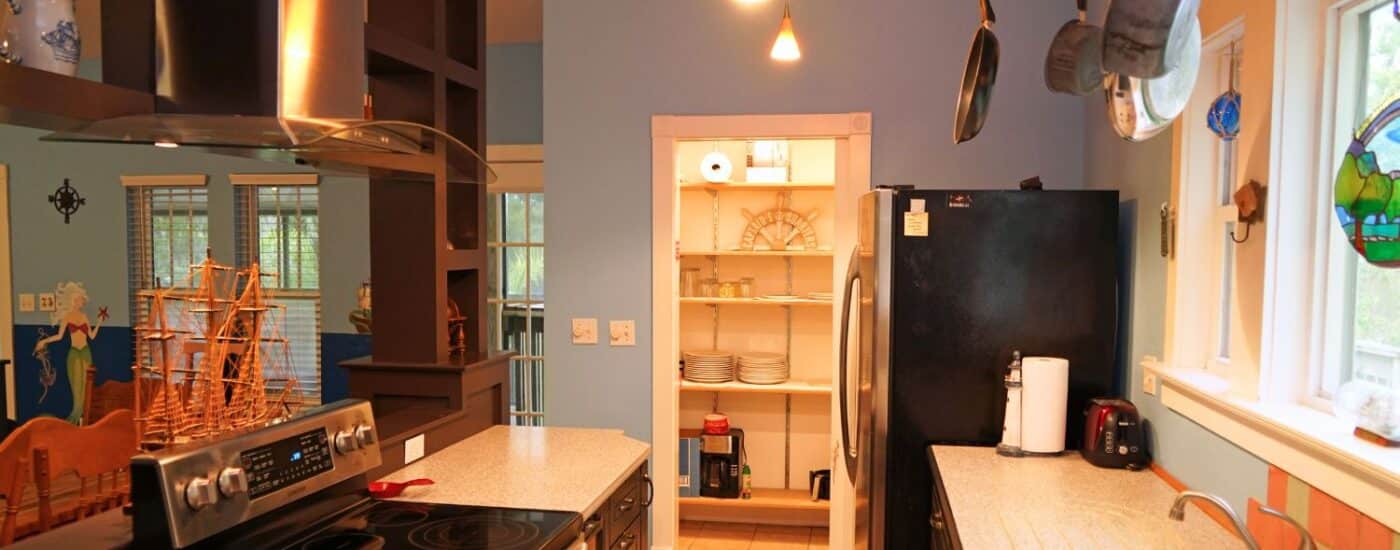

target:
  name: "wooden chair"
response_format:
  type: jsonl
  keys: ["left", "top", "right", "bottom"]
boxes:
{"left": 28, "top": 410, "right": 138, "bottom": 532}
{"left": 82, "top": 365, "right": 136, "bottom": 427}
{"left": 0, "top": 424, "right": 35, "bottom": 545}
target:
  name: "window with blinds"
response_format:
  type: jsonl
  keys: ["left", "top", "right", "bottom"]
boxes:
{"left": 487, "top": 192, "right": 544, "bottom": 426}
{"left": 234, "top": 182, "right": 322, "bottom": 405}
{"left": 126, "top": 184, "right": 210, "bottom": 370}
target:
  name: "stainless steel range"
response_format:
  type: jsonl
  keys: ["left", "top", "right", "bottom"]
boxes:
{"left": 13, "top": 400, "right": 581, "bottom": 550}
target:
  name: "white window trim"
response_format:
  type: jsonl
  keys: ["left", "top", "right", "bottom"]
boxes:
{"left": 1156, "top": 0, "right": 1400, "bottom": 529}
{"left": 120, "top": 174, "right": 208, "bottom": 187}
{"left": 229, "top": 173, "right": 319, "bottom": 186}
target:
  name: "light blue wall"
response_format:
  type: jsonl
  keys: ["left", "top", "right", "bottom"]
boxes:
{"left": 543, "top": 0, "right": 1089, "bottom": 441}
{"left": 487, "top": 43, "right": 544, "bottom": 145}
{"left": 1083, "top": 100, "right": 1269, "bottom": 515}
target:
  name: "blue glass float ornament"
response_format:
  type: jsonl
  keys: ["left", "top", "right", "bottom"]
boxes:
{"left": 1334, "top": 95, "right": 1400, "bottom": 267}
{"left": 1207, "top": 42, "right": 1242, "bottom": 141}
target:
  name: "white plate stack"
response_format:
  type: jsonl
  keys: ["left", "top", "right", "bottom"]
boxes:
{"left": 684, "top": 350, "right": 735, "bottom": 383}
{"left": 737, "top": 352, "right": 789, "bottom": 385}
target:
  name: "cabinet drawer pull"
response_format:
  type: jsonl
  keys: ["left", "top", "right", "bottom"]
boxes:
{"left": 642, "top": 474, "right": 654, "bottom": 507}
{"left": 617, "top": 497, "right": 635, "bottom": 513}
{"left": 582, "top": 519, "right": 602, "bottom": 538}
{"left": 618, "top": 533, "right": 636, "bottom": 549}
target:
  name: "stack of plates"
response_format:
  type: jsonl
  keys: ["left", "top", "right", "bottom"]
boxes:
{"left": 737, "top": 352, "right": 789, "bottom": 385}
{"left": 684, "top": 350, "right": 735, "bottom": 383}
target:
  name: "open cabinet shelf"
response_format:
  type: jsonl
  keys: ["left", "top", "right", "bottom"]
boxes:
{"left": 679, "top": 489, "right": 830, "bottom": 526}
{"left": 678, "top": 249, "right": 834, "bottom": 258}
{"left": 679, "top": 379, "right": 832, "bottom": 396}
{"left": 679, "top": 182, "right": 835, "bottom": 191}
{"left": 679, "top": 297, "right": 832, "bottom": 307}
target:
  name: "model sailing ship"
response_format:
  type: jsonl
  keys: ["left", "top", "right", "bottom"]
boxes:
{"left": 133, "top": 252, "right": 305, "bottom": 448}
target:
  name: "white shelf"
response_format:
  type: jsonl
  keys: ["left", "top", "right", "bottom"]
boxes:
{"left": 680, "top": 297, "right": 832, "bottom": 307}
{"left": 679, "top": 182, "right": 835, "bottom": 191}
{"left": 678, "top": 249, "right": 834, "bottom": 258}
{"left": 679, "top": 379, "right": 832, "bottom": 396}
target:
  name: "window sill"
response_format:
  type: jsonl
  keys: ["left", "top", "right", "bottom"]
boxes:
{"left": 1147, "top": 364, "right": 1400, "bottom": 531}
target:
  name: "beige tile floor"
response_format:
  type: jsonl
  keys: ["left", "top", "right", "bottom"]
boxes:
{"left": 677, "top": 521, "right": 830, "bottom": 550}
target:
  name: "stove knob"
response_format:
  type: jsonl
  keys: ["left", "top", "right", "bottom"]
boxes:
{"left": 217, "top": 467, "right": 248, "bottom": 498}
{"left": 354, "top": 424, "right": 376, "bottom": 448}
{"left": 185, "top": 477, "right": 217, "bottom": 510}
{"left": 335, "top": 429, "right": 358, "bottom": 454}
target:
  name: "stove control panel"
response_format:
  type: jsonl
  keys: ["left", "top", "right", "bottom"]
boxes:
{"left": 131, "top": 399, "right": 382, "bottom": 548}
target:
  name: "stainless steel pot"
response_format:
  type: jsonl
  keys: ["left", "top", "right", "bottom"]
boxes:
{"left": 1103, "top": 0, "right": 1200, "bottom": 78}
{"left": 1045, "top": 0, "right": 1104, "bottom": 96}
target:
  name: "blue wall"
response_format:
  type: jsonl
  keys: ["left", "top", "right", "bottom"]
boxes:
{"left": 487, "top": 43, "right": 544, "bottom": 145}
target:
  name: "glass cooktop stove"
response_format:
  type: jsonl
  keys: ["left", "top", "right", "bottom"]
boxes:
{"left": 285, "top": 500, "right": 581, "bottom": 550}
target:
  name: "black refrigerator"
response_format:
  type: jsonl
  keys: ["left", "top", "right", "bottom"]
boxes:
{"left": 839, "top": 188, "right": 1119, "bottom": 550}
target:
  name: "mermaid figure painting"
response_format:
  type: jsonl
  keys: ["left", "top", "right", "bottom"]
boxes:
{"left": 33, "top": 282, "right": 106, "bottom": 424}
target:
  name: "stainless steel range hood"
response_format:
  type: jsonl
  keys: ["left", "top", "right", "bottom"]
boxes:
{"left": 38, "top": 0, "right": 492, "bottom": 183}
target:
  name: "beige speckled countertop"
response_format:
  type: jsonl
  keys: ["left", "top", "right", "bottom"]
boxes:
{"left": 932, "top": 446, "right": 1247, "bottom": 549}
{"left": 379, "top": 425, "right": 650, "bottom": 516}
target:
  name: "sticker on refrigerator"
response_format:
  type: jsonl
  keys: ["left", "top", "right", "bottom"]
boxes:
{"left": 904, "top": 212, "right": 928, "bottom": 237}
{"left": 948, "top": 193, "right": 973, "bottom": 209}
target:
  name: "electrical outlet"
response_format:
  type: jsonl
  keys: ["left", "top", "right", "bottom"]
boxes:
{"left": 404, "top": 434, "right": 425, "bottom": 464}
{"left": 571, "top": 318, "right": 598, "bottom": 345}
{"left": 38, "top": 293, "right": 55, "bottom": 312}
{"left": 18, "top": 294, "right": 34, "bottom": 312}
{"left": 609, "top": 320, "right": 636, "bottom": 347}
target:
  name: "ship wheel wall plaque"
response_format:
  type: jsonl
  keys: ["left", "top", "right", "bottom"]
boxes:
{"left": 739, "top": 193, "right": 820, "bottom": 251}
{"left": 48, "top": 178, "right": 85, "bottom": 224}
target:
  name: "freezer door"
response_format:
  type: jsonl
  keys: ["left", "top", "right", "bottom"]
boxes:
{"left": 843, "top": 190, "right": 892, "bottom": 550}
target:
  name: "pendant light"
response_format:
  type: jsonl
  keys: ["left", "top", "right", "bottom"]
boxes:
{"left": 770, "top": 1, "right": 801, "bottom": 62}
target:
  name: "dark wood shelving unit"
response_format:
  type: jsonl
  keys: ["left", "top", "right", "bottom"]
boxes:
{"left": 342, "top": 0, "right": 509, "bottom": 461}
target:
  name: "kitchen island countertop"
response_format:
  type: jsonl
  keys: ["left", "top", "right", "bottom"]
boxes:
{"left": 380, "top": 425, "right": 651, "bottom": 517}
{"left": 932, "top": 445, "right": 1246, "bottom": 549}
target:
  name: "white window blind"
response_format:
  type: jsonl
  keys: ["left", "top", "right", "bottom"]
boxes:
{"left": 235, "top": 183, "right": 322, "bottom": 405}
{"left": 127, "top": 185, "right": 210, "bottom": 369}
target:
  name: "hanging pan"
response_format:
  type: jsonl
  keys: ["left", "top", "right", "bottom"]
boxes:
{"left": 1105, "top": 17, "right": 1200, "bottom": 142}
{"left": 1045, "top": 0, "right": 1105, "bottom": 96}
{"left": 1103, "top": 0, "right": 1201, "bottom": 78}
{"left": 954, "top": 0, "right": 999, "bottom": 144}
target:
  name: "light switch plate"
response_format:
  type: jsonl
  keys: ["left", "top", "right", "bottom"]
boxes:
{"left": 38, "top": 293, "right": 55, "bottom": 312}
{"left": 609, "top": 320, "right": 636, "bottom": 347}
{"left": 1140, "top": 355, "right": 1160, "bottom": 396}
{"left": 571, "top": 318, "right": 598, "bottom": 345}
{"left": 18, "top": 294, "right": 34, "bottom": 313}
{"left": 404, "top": 433, "right": 425, "bottom": 464}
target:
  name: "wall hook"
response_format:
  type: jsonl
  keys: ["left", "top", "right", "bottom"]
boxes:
{"left": 1230, "top": 223, "right": 1251, "bottom": 244}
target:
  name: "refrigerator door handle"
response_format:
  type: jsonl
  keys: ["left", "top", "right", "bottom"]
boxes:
{"left": 839, "top": 248, "right": 861, "bottom": 477}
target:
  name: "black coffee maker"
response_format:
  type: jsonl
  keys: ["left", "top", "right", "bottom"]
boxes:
{"left": 700, "top": 428, "right": 744, "bottom": 499}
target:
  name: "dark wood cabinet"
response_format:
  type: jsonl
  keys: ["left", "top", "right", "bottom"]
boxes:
{"left": 584, "top": 462, "right": 650, "bottom": 550}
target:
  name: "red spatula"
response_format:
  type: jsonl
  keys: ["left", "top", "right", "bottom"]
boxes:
{"left": 369, "top": 478, "right": 434, "bottom": 499}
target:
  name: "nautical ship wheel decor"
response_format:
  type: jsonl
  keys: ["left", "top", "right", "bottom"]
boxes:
{"left": 739, "top": 193, "right": 820, "bottom": 251}
{"left": 48, "top": 178, "right": 84, "bottom": 224}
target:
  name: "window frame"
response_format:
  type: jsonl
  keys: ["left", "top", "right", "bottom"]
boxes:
{"left": 484, "top": 144, "right": 546, "bottom": 427}
{"left": 1169, "top": 19, "right": 1247, "bottom": 380}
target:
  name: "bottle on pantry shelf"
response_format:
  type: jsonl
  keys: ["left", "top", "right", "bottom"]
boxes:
{"left": 741, "top": 464, "right": 753, "bottom": 499}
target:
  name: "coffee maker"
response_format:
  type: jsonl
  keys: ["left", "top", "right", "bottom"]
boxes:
{"left": 700, "top": 428, "right": 744, "bottom": 499}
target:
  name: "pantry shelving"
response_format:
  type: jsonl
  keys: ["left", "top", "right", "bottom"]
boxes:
{"left": 652, "top": 113, "right": 870, "bottom": 541}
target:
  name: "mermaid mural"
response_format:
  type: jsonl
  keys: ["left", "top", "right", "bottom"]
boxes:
{"left": 33, "top": 282, "right": 105, "bottom": 424}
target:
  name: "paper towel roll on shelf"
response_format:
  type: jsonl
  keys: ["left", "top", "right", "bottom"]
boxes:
{"left": 1020, "top": 356, "right": 1070, "bottom": 454}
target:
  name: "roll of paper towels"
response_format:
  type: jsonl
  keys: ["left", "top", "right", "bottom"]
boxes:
{"left": 1020, "top": 356, "right": 1070, "bottom": 454}
{"left": 700, "top": 152, "right": 733, "bottom": 183}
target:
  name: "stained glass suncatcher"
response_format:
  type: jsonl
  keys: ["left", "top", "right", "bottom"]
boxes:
{"left": 1335, "top": 96, "right": 1400, "bottom": 267}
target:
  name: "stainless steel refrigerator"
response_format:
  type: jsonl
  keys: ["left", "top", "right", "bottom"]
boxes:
{"left": 839, "top": 187, "right": 1120, "bottom": 549}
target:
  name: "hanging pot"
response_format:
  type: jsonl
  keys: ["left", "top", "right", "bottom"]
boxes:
{"left": 1334, "top": 97, "right": 1400, "bottom": 268}
{"left": 1142, "top": 18, "right": 1200, "bottom": 123}
{"left": 954, "top": 0, "right": 999, "bottom": 144}
{"left": 1045, "top": 0, "right": 1105, "bottom": 96}
{"left": 1105, "top": 73, "right": 1168, "bottom": 142}
{"left": 1103, "top": 0, "right": 1200, "bottom": 79}
{"left": 1207, "top": 42, "right": 1243, "bottom": 141}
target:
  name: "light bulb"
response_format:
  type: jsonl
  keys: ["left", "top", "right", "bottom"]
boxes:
{"left": 770, "top": 3, "right": 801, "bottom": 62}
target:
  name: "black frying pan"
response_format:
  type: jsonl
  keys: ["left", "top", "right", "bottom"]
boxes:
{"left": 954, "top": 0, "right": 999, "bottom": 144}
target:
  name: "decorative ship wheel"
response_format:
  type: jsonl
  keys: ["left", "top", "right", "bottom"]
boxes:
{"left": 48, "top": 178, "right": 84, "bottom": 224}
{"left": 739, "top": 193, "right": 820, "bottom": 251}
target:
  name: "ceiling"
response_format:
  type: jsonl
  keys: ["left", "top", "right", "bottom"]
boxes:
{"left": 487, "top": 0, "right": 542, "bottom": 44}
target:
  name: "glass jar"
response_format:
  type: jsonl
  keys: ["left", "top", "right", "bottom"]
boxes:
{"left": 718, "top": 281, "right": 740, "bottom": 298}
{"left": 680, "top": 268, "right": 700, "bottom": 297}
{"left": 699, "top": 278, "right": 719, "bottom": 298}
{"left": 739, "top": 277, "right": 755, "bottom": 298}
